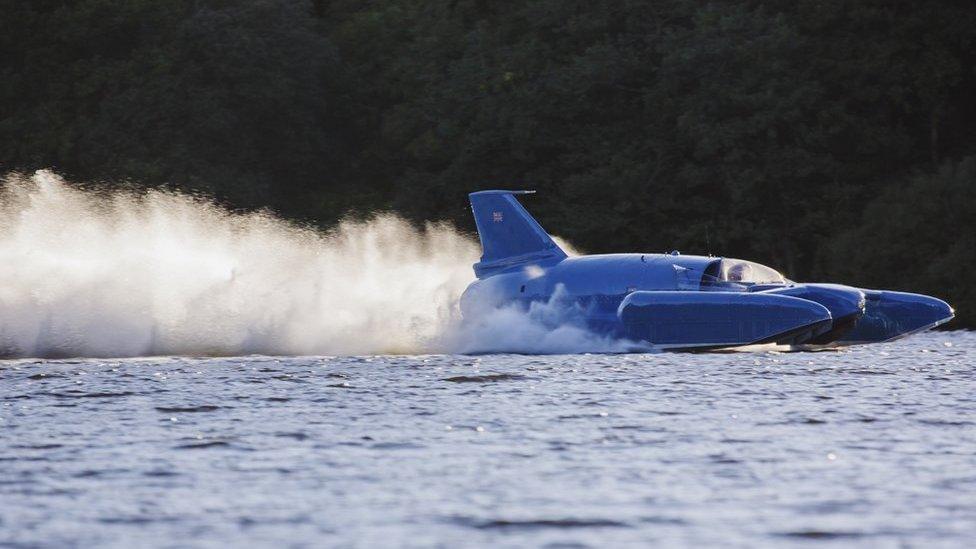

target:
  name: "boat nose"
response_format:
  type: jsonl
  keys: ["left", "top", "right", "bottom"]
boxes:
{"left": 923, "top": 294, "right": 955, "bottom": 324}
{"left": 840, "top": 290, "right": 954, "bottom": 344}
{"left": 883, "top": 291, "right": 954, "bottom": 328}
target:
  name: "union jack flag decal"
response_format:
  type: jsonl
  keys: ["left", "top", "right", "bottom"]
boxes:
{"left": 492, "top": 211, "right": 503, "bottom": 222}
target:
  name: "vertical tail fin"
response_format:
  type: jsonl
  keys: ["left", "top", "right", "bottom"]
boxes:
{"left": 468, "top": 190, "right": 567, "bottom": 278}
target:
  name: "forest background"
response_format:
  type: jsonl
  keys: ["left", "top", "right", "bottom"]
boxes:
{"left": 2, "top": 0, "right": 974, "bottom": 326}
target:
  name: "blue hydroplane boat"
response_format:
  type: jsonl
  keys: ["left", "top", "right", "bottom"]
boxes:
{"left": 461, "top": 190, "right": 954, "bottom": 350}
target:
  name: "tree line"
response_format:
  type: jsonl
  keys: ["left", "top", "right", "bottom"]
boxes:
{"left": 2, "top": 0, "right": 974, "bottom": 326}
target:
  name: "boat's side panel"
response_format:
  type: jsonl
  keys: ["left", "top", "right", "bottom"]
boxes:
{"left": 617, "top": 291, "right": 833, "bottom": 348}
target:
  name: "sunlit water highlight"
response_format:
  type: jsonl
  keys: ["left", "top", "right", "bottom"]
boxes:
{"left": 2, "top": 332, "right": 974, "bottom": 547}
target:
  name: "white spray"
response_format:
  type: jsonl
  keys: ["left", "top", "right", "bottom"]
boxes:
{"left": 0, "top": 171, "right": 631, "bottom": 358}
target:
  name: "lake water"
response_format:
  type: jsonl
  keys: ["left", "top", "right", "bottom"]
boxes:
{"left": 2, "top": 331, "right": 974, "bottom": 548}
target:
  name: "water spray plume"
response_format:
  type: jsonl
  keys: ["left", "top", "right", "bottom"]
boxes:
{"left": 0, "top": 171, "right": 629, "bottom": 358}
{"left": 0, "top": 171, "right": 474, "bottom": 356}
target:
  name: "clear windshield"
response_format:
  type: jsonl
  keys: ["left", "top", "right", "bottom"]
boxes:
{"left": 718, "top": 258, "right": 786, "bottom": 284}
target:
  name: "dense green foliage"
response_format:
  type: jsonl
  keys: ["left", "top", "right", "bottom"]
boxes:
{"left": 2, "top": 0, "right": 975, "bottom": 325}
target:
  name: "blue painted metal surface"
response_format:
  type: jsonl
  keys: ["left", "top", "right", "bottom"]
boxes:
{"left": 618, "top": 292, "right": 833, "bottom": 349}
{"left": 469, "top": 190, "right": 566, "bottom": 278}
{"left": 839, "top": 290, "right": 955, "bottom": 344}
{"left": 461, "top": 191, "right": 955, "bottom": 350}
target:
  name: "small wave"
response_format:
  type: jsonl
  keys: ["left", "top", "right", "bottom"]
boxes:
{"left": 12, "top": 443, "right": 63, "bottom": 450}
{"left": 154, "top": 405, "right": 220, "bottom": 413}
{"left": 455, "top": 517, "right": 631, "bottom": 530}
{"left": 98, "top": 516, "right": 181, "bottom": 525}
{"left": 275, "top": 432, "right": 308, "bottom": 440}
{"left": 174, "top": 440, "right": 232, "bottom": 450}
{"left": 441, "top": 373, "right": 527, "bottom": 383}
{"left": 43, "top": 391, "right": 136, "bottom": 399}
{"left": 774, "top": 530, "right": 871, "bottom": 539}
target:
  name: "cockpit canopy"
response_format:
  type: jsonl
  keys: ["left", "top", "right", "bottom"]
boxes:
{"left": 704, "top": 258, "right": 787, "bottom": 286}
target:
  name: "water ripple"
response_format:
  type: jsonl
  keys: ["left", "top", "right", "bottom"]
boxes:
{"left": 1, "top": 331, "right": 973, "bottom": 547}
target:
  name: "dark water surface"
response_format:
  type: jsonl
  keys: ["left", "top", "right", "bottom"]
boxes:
{"left": 2, "top": 332, "right": 974, "bottom": 548}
